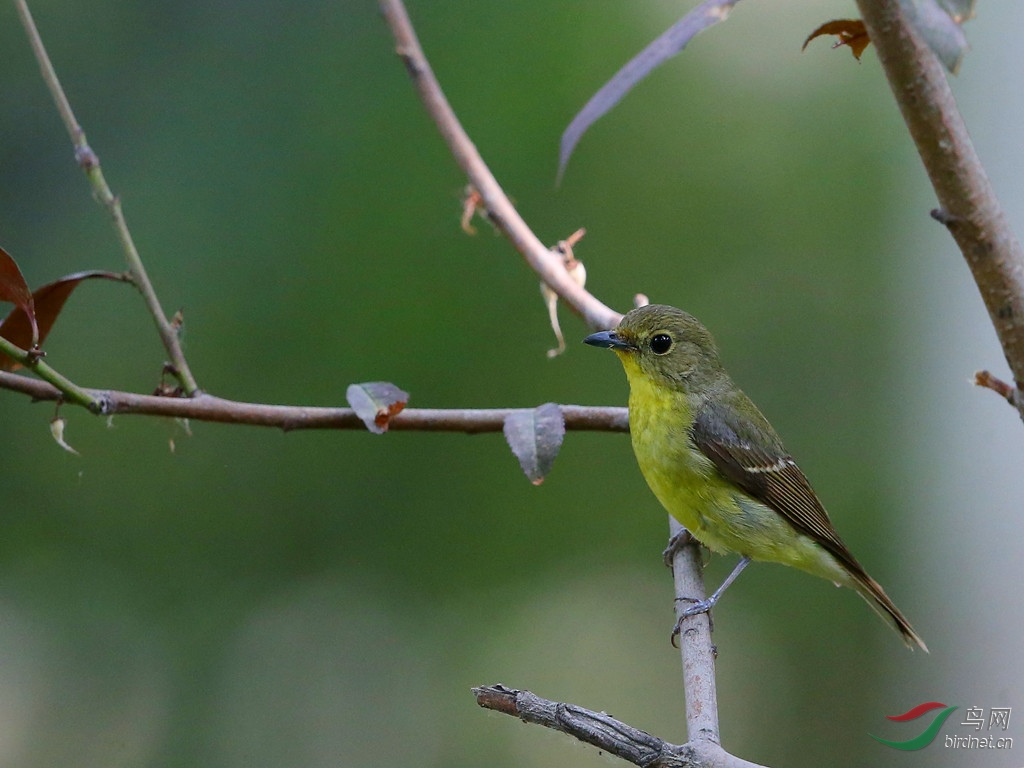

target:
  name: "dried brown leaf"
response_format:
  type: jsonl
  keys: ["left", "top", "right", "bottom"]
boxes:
{"left": 803, "top": 19, "right": 871, "bottom": 61}
{"left": 543, "top": 229, "right": 588, "bottom": 358}
{"left": 461, "top": 185, "right": 483, "bottom": 235}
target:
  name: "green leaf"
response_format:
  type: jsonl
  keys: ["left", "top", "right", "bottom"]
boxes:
{"left": 346, "top": 381, "right": 410, "bottom": 434}
{"left": 503, "top": 403, "right": 566, "bottom": 485}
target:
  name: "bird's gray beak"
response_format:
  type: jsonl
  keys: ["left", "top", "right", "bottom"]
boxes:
{"left": 583, "top": 330, "right": 635, "bottom": 351}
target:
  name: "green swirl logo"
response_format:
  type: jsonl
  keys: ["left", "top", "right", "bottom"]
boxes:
{"left": 870, "top": 702, "right": 959, "bottom": 751}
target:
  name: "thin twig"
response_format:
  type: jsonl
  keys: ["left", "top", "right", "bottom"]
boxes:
{"left": 472, "top": 685, "right": 767, "bottom": 768}
{"left": 974, "top": 369, "right": 1021, "bottom": 409}
{"left": 378, "top": 0, "right": 621, "bottom": 332}
{"left": 0, "top": 371, "right": 627, "bottom": 432}
{"left": 13, "top": 0, "right": 200, "bottom": 396}
{"left": 0, "top": 339, "right": 102, "bottom": 413}
{"left": 856, "top": 0, "right": 1024, "bottom": 424}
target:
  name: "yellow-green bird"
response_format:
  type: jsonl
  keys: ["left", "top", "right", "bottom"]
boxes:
{"left": 584, "top": 304, "right": 927, "bottom": 651}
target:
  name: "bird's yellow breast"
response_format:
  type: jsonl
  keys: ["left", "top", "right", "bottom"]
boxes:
{"left": 618, "top": 351, "right": 821, "bottom": 563}
{"left": 618, "top": 353, "right": 725, "bottom": 541}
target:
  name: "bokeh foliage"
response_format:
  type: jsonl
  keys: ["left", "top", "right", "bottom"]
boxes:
{"left": 0, "top": 1, "right": 1007, "bottom": 766}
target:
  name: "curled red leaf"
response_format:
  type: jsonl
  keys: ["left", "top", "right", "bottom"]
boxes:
{"left": 0, "top": 246, "right": 38, "bottom": 349}
{"left": 0, "top": 270, "right": 125, "bottom": 372}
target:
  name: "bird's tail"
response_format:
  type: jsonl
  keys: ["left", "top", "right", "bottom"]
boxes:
{"left": 850, "top": 571, "right": 928, "bottom": 652}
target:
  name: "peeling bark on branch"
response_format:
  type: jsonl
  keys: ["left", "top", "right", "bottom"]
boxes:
{"left": 472, "top": 684, "right": 767, "bottom": 768}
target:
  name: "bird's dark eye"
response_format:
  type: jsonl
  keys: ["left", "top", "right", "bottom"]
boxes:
{"left": 650, "top": 333, "right": 673, "bottom": 355}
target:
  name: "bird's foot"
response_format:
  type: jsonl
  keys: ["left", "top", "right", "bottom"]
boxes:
{"left": 662, "top": 529, "right": 696, "bottom": 567}
{"left": 676, "top": 596, "right": 716, "bottom": 617}
{"left": 670, "top": 596, "right": 716, "bottom": 646}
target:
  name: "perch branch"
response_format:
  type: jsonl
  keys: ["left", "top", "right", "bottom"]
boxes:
{"left": 855, "top": 0, "right": 1024, "bottom": 422}
{"left": 13, "top": 0, "right": 200, "bottom": 396}
{"left": 472, "top": 684, "right": 766, "bottom": 768}
{"left": 0, "top": 371, "right": 627, "bottom": 432}
{"left": 376, "top": 2, "right": 733, "bottom": 763}
{"left": 668, "top": 519, "right": 720, "bottom": 745}
{"left": 4, "top": 4, "right": 726, "bottom": 760}
{"left": 378, "top": 0, "right": 621, "bottom": 332}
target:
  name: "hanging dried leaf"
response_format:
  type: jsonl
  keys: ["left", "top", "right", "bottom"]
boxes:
{"left": 503, "top": 403, "right": 566, "bottom": 485}
{"left": 0, "top": 245, "right": 38, "bottom": 349}
{"left": 804, "top": 5, "right": 974, "bottom": 74}
{"left": 543, "top": 228, "right": 587, "bottom": 358}
{"left": 346, "top": 381, "right": 410, "bottom": 434}
{"left": 803, "top": 20, "right": 871, "bottom": 61}
{"left": 0, "top": 270, "right": 125, "bottom": 372}
{"left": 50, "top": 417, "right": 80, "bottom": 455}
{"left": 461, "top": 185, "right": 484, "bottom": 235}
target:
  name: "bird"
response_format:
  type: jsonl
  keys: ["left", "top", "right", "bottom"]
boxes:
{"left": 584, "top": 303, "right": 927, "bottom": 651}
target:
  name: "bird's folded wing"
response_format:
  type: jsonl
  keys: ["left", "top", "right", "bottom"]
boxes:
{"left": 691, "top": 397, "right": 865, "bottom": 576}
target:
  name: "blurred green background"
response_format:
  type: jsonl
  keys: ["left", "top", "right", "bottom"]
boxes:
{"left": 1, "top": 1, "right": 1021, "bottom": 766}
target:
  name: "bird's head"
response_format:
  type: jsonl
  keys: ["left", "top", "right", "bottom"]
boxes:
{"left": 583, "top": 304, "right": 723, "bottom": 391}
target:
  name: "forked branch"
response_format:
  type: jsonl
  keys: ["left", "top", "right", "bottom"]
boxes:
{"left": 377, "top": 2, "right": 743, "bottom": 765}
{"left": 13, "top": 0, "right": 199, "bottom": 396}
{"left": 473, "top": 684, "right": 766, "bottom": 768}
{"left": 856, "top": 0, "right": 1024, "bottom": 422}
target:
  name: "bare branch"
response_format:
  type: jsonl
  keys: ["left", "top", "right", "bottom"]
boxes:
{"left": 856, "top": 0, "right": 1024, "bottom": 424}
{"left": 668, "top": 519, "right": 720, "bottom": 745}
{"left": 0, "top": 371, "right": 627, "bottom": 433}
{"left": 13, "top": 0, "right": 200, "bottom": 396}
{"left": 472, "top": 684, "right": 767, "bottom": 768}
{"left": 375, "top": 5, "right": 736, "bottom": 763}
{"left": 377, "top": 0, "right": 621, "bottom": 332}
{"left": 4, "top": 5, "right": 733, "bottom": 761}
